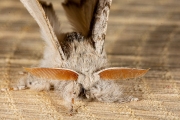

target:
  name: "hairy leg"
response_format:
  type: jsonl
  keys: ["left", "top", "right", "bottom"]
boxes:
{"left": 88, "top": 80, "right": 138, "bottom": 103}
{"left": 11, "top": 74, "right": 51, "bottom": 91}
{"left": 54, "top": 81, "right": 82, "bottom": 112}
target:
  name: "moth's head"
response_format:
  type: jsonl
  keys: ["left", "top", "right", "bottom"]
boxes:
{"left": 24, "top": 67, "right": 149, "bottom": 90}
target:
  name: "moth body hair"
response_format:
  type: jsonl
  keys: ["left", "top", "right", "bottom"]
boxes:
{"left": 17, "top": 0, "right": 143, "bottom": 111}
{"left": 18, "top": 32, "right": 137, "bottom": 108}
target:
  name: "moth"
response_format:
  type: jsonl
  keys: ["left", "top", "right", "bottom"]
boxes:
{"left": 16, "top": 0, "right": 149, "bottom": 112}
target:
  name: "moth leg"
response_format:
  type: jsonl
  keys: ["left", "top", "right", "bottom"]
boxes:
{"left": 8, "top": 75, "right": 27, "bottom": 91}
{"left": 8, "top": 74, "right": 50, "bottom": 91}
{"left": 55, "top": 81, "right": 81, "bottom": 113}
{"left": 1, "top": 73, "right": 28, "bottom": 92}
{"left": 89, "top": 80, "right": 138, "bottom": 103}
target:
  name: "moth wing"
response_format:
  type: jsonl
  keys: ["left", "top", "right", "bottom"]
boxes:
{"left": 65, "top": 0, "right": 81, "bottom": 4}
{"left": 62, "top": 0, "right": 98, "bottom": 37}
{"left": 40, "top": 1, "right": 66, "bottom": 43}
{"left": 24, "top": 68, "right": 78, "bottom": 81}
{"left": 20, "top": 0, "right": 65, "bottom": 60}
{"left": 97, "top": 67, "right": 149, "bottom": 80}
{"left": 92, "top": 0, "right": 112, "bottom": 54}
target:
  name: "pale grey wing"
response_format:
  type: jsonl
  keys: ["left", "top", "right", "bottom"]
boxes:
{"left": 20, "top": 0, "right": 66, "bottom": 60}
{"left": 62, "top": 0, "right": 112, "bottom": 55}
{"left": 40, "top": 1, "right": 66, "bottom": 43}
{"left": 64, "top": 0, "right": 81, "bottom": 4}
{"left": 62, "top": 0, "right": 98, "bottom": 37}
{"left": 92, "top": 0, "right": 112, "bottom": 54}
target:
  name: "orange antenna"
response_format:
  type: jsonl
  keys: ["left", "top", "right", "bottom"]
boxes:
{"left": 24, "top": 67, "right": 79, "bottom": 81}
{"left": 98, "top": 67, "right": 149, "bottom": 80}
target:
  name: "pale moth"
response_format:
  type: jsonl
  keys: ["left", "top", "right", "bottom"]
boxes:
{"left": 14, "top": 0, "right": 149, "bottom": 112}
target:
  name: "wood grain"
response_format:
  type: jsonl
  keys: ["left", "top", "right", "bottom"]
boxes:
{"left": 0, "top": 0, "right": 180, "bottom": 119}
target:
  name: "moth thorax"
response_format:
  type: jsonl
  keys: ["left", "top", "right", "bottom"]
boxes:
{"left": 66, "top": 32, "right": 84, "bottom": 42}
{"left": 77, "top": 73, "right": 99, "bottom": 90}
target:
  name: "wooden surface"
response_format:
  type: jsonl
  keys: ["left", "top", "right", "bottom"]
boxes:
{"left": 0, "top": 0, "right": 180, "bottom": 119}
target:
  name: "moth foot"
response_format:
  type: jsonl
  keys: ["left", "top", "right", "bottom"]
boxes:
{"left": 65, "top": 99, "right": 78, "bottom": 116}
{"left": 12, "top": 85, "right": 27, "bottom": 90}
{"left": 67, "top": 107, "right": 78, "bottom": 116}
{"left": 130, "top": 97, "right": 139, "bottom": 102}
{"left": 1, "top": 85, "right": 27, "bottom": 92}
{"left": 1, "top": 88, "right": 11, "bottom": 92}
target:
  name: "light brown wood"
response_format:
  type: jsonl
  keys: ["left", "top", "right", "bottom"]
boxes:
{"left": 0, "top": 0, "right": 180, "bottom": 119}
